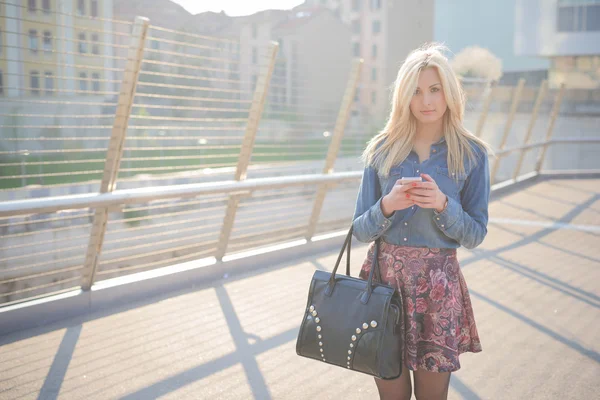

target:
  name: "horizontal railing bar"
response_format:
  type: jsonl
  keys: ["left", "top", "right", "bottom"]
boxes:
{"left": 110, "top": 196, "right": 226, "bottom": 213}
{"left": 106, "top": 219, "right": 222, "bottom": 236}
{"left": 0, "top": 1, "right": 134, "bottom": 26}
{"left": 232, "top": 217, "right": 308, "bottom": 232}
{"left": 1, "top": 234, "right": 90, "bottom": 251}
{"left": 0, "top": 276, "right": 81, "bottom": 298}
{"left": 143, "top": 47, "right": 242, "bottom": 65}
{"left": 138, "top": 70, "right": 242, "bottom": 85}
{"left": 136, "top": 80, "right": 247, "bottom": 95}
{"left": 1, "top": 43, "right": 129, "bottom": 61}
{"left": 103, "top": 226, "right": 219, "bottom": 246}
{"left": 0, "top": 265, "right": 83, "bottom": 284}
{"left": 1, "top": 72, "right": 123, "bottom": 84}
{"left": 495, "top": 137, "right": 600, "bottom": 156}
{"left": 0, "top": 243, "right": 87, "bottom": 263}
{"left": 1, "top": 99, "right": 119, "bottom": 106}
{"left": 100, "top": 241, "right": 217, "bottom": 265}
{"left": 102, "top": 233, "right": 218, "bottom": 256}
{"left": 148, "top": 24, "right": 238, "bottom": 44}
{"left": 109, "top": 207, "right": 224, "bottom": 224}
{"left": 0, "top": 172, "right": 363, "bottom": 217}
{"left": 97, "top": 247, "right": 218, "bottom": 276}
{"left": 0, "top": 17, "right": 131, "bottom": 37}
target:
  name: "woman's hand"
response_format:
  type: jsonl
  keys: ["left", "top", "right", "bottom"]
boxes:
{"left": 407, "top": 173, "right": 448, "bottom": 212}
{"left": 381, "top": 179, "right": 418, "bottom": 217}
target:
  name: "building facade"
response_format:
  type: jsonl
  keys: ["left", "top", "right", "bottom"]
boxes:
{"left": 0, "top": 0, "right": 114, "bottom": 98}
{"left": 435, "top": 0, "right": 550, "bottom": 80}
{"left": 515, "top": 0, "right": 600, "bottom": 88}
{"left": 303, "top": 0, "right": 434, "bottom": 119}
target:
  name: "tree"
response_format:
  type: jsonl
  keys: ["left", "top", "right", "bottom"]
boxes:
{"left": 451, "top": 46, "right": 503, "bottom": 82}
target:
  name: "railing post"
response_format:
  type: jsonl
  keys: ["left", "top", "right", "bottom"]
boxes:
{"left": 513, "top": 79, "right": 548, "bottom": 180}
{"left": 535, "top": 83, "right": 566, "bottom": 173}
{"left": 474, "top": 81, "right": 495, "bottom": 138}
{"left": 81, "top": 16, "right": 150, "bottom": 291}
{"left": 490, "top": 78, "right": 526, "bottom": 184}
{"left": 215, "top": 42, "right": 279, "bottom": 261}
{"left": 305, "top": 59, "right": 363, "bottom": 240}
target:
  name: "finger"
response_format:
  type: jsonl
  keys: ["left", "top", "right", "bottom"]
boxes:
{"left": 407, "top": 188, "right": 435, "bottom": 197}
{"left": 411, "top": 181, "right": 436, "bottom": 190}
{"left": 394, "top": 183, "right": 413, "bottom": 192}
{"left": 412, "top": 201, "right": 435, "bottom": 208}
{"left": 412, "top": 197, "right": 436, "bottom": 206}
{"left": 420, "top": 173, "right": 436, "bottom": 184}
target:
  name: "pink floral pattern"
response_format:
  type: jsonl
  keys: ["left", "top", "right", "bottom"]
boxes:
{"left": 359, "top": 241, "right": 482, "bottom": 373}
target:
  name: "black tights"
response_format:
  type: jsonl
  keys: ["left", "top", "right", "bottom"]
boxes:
{"left": 375, "top": 369, "right": 451, "bottom": 400}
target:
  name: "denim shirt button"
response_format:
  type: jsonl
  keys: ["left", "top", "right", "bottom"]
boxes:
{"left": 404, "top": 222, "right": 408, "bottom": 226}
{"left": 403, "top": 238, "right": 407, "bottom": 241}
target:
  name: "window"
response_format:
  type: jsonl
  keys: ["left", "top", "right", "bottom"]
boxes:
{"left": 0, "top": 71, "right": 3, "bottom": 95}
{"left": 42, "top": 0, "right": 50, "bottom": 13}
{"left": 30, "top": 71, "right": 40, "bottom": 95}
{"left": 79, "top": 72, "right": 88, "bottom": 91}
{"left": 372, "top": 44, "right": 377, "bottom": 59}
{"left": 352, "top": 0, "right": 361, "bottom": 11}
{"left": 43, "top": 31, "right": 52, "bottom": 52}
{"left": 586, "top": 4, "right": 600, "bottom": 30}
{"left": 252, "top": 24, "right": 258, "bottom": 39}
{"left": 354, "top": 88, "right": 359, "bottom": 102}
{"left": 29, "top": 30, "right": 39, "bottom": 53}
{"left": 151, "top": 39, "right": 159, "bottom": 50}
{"left": 0, "top": 29, "right": 3, "bottom": 54}
{"left": 557, "top": 1, "right": 600, "bottom": 31}
{"left": 91, "top": 33, "right": 99, "bottom": 54}
{"left": 77, "top": 0, "right": 85, "bottom": 16}
{"left": 352, "top": 20, "right": 360, "bottom": 34}
{"left": 370, "top": 0, "right": 382, "bottom": 10}
{"left": 92, "top": 72, "right": 100, "bottom": 92}
{"left": 44, "top": 72, "right": 53, "bottom": 95}
{"left": 372, "top": 20, "right": 381, "bottom": 34}
{"left": 252, "top": 47, "right": 257, "bottom": 64}
{"left": 91, "top": 0, "right": 98, "bottom": 17}
{"left": 78, "top": 32, "right": 87, "bottom": 53}
{"left": 372, "top": 91, "right": 376, "bottom": 105}
{"left": 372, "top": 67, "right": 377, "bottom": 81}
{"left": 28, "top": 0, "right": 36, "bottom": 13}
{"left": 353, "top": 42, "right": 360, "bottom": 57}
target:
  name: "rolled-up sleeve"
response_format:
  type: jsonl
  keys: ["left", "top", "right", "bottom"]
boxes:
{"left": 433, "top": 150, "right": 490, "bottom": 249}
{"left": 352, "top": 165, "right": 394, "bottom": 242}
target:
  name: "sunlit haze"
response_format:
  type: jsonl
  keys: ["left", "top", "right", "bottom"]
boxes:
{"left": 170, "top": 0, "right": 305, "bottom": 16}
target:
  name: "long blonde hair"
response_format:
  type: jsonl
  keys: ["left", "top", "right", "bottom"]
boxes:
{"left": 362, "top": 43, "right": 492, "bottom": 177}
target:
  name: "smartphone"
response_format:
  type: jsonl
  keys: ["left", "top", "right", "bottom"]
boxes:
{"left": 398, "top": 177, "right": 423, "bottom": 185}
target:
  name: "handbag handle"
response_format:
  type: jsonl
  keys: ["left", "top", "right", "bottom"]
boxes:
{"left": 325, "top": 225, "right": 382, "bottom": 304}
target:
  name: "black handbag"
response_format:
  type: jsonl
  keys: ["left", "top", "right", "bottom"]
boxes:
{"left": 295, "top": 226, "right": 404, "bottom": 379}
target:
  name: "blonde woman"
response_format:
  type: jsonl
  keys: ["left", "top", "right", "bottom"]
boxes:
{"left": 352, "top": 43, "right": 492, "bottom": 400}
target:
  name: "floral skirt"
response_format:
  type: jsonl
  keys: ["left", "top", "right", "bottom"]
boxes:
{"left": 359, "top": 241, "right": 482, "bottom": 373}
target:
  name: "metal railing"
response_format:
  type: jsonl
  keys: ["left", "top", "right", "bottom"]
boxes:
{"left": 1, "top": 9, "right": 599, "bottom": 306}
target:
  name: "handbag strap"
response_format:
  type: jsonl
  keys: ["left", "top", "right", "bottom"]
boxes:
{"left": 325, "top": 165, "right": 385, "bottom": 302}
{"left": 326, "top": 225, "right": 382, "bottom": 301}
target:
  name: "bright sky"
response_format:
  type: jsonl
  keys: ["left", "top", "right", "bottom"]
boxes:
{"left": 171, "top": 0, "right": 305, "bottom": 16}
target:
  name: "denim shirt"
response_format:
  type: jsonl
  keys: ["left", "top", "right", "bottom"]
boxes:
{"left": 352, "top": 137, "right": 490, "bottom": 249}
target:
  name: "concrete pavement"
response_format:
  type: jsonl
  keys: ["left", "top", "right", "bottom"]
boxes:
{"left": 0, "top": 178, "right": 598, "bottom": 399}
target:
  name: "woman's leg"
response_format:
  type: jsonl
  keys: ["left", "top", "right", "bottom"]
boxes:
{"left": 413, "top": 369, "right": 451, "bottom": 400}
{"left": 374, "top": 370, "right": 412, "bottom": 400}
